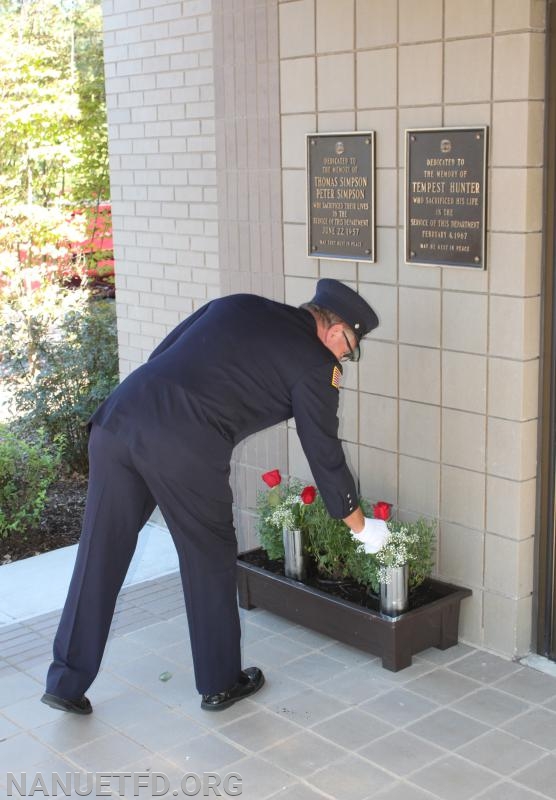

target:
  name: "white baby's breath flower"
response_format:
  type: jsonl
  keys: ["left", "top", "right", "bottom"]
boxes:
{"left": 375, "top": 524, "right": 421, "bottom": 574}
{"left": 267, "top": 490, "right": 305, "bottom": 531}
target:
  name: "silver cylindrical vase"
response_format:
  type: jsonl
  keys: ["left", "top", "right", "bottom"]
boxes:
{"left": 380, "top": 564, "right": 409, "bottom": 616}
{"left": 283, "top": 528, "right": 307, "bottom": 581}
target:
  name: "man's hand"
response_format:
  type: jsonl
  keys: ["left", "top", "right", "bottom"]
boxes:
{"left": 351, "top": 517, "right": 390, "bottom": 554}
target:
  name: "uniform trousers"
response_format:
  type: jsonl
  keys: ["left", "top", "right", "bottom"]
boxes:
{"left": 45, "top": 424, "right": 242, "bottom": 699}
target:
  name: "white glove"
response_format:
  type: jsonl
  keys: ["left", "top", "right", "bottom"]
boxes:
{"left": 351, "top": 517, "right": 390, "bottom": 554}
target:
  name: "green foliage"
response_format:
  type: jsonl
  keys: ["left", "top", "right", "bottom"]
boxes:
{"left": 0, "top": 6, "right": 115, "bottom": 486}
{"left": 303, "top": 494, "right": 376, "bottom": 582}
{"left": 388, "top": 517, "right": 436, "bottom": 591}
{"left": 0, "top": 0, "right": 77, "bottom": 205}
{"left": 0, "top": 424, "right": 60, "bottom": 539}
{"left": 0, "top": 203, "right": 85, "bottom": 276}
{"left": 70, "top": 0, "right": 109, "bottom": 205}
{"left": 0, "top": 276, "right": 119, "bottom": 473}
{"left": 344, "top": 547, "right": 381, "bottom": 594}
{"left": 255, "top": 492, "right": 285, "bottom": 560}
{"left": 255, "top": 480, "right": 436, "bottom": 594}
{"left": 303, "top": 494, "right": 360, "bottom": 581}
{"left": 255, "top": 479, "right": 305, "bottom": 560}
{"left": 0, "top": 0, "right": 108, "bottom": 207}
{"left": 346, "top": 516, "right": 437, "bottom": 594}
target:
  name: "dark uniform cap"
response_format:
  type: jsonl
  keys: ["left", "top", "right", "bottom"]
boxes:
{"left": 310, "top": 279, "right": 379, "bottom": 341}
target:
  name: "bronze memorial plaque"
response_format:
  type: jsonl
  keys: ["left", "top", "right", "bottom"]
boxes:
{"left": 405, "top": 127, "right": 488, "bottom": 269}
{"left": 307, "top": 132, "right": 375, "bottom": 262}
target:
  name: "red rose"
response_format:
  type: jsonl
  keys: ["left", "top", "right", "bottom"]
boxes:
{"left": 300, "top": 485, "right": 316, "bottom": 505}
{"left": 262, "top": 469, "right": 281, "bottom": 488}
{"left": 373, "top": 501, "right": 392, "bottom": 520}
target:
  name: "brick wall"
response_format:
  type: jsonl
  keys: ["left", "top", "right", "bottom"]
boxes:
{"left": 102, "top": 0, "right": 219, "bottom": 378}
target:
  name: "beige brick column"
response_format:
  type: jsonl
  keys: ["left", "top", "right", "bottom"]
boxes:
{"left": 213, "top": 0, "right": 286, "bottom": 550}
{"left": 102, "top": 0, "right": 219, "bottom": 378}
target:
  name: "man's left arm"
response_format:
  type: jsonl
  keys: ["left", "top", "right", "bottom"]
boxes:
{"left": 344, "top": 507, "right": 364, "bottom": 532}
{"left": 291, "top": 364, "right": 389, "bottom": 552}
{"left": 291, "top": 362, "right": 359, "bottom": 520}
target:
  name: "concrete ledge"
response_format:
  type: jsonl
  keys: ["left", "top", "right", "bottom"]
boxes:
{"left": 0, "top": 522, "right": 179, "bottom": 626}
{"left": 520, "top": 653, "right": 556, "bottom": 678}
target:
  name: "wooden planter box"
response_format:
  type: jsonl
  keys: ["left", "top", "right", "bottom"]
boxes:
{"left": 237, "top": 548, "right": 471, "bottom": 671}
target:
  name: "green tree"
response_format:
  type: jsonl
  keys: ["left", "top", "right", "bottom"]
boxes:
{"left": 0, "top": 0, "right": 77, "bottom": 204}
{"left": 71, "top": 0, "right": 109, "bottom": 206}
{"left": 1, "top": 278, "right": 119, "bottom": 472}
{"left": 0, "top": 0, "right": 108, "bottom": 208}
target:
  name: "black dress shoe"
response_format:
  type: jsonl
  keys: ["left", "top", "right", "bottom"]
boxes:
{"left": 41, "top": 692, "right": 93, "bottom": 715}
{"left": 201, "top": 667, "right": 265, "bottom": 711}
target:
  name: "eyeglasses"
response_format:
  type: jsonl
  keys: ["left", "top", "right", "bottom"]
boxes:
{"left": 340, "top": 330, "right": 360, "bottom": 363}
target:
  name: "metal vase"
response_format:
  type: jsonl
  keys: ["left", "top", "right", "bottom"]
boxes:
{"left": 380, "top": 564, "right": 409, "bottom": 616}
{"left": 283, "top": 528, "right": 307, "bottom": 581}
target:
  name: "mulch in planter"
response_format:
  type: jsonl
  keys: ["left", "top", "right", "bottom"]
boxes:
{"left": 239, "top": 548, "right": 443, "bottom": 612}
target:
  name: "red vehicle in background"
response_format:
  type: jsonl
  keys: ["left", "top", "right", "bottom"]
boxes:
{"left": 62, "top": 202, "right": 115, "bottom": 296}
{"left": 13, "top": 202, "right": 115, "bottom": 297}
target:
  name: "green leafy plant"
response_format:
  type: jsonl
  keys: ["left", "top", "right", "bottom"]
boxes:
{"left": 256, "top": 489, "right": 286, "bottom": 560}
{"left": 0, "top": 276, "right": 118, "bottom": 473}
{"left": 256, "top": 479, "right": 436, "bottom": 595}
{"left": 303, "top": 493, "right": 362, "bottom": 581}
{"left": 0, "top": 0, "right": 108, "bottom": 208}
{"left": 384, "top": 517, "right": 436, "bottom": 591}
{"left": 256, "top": 469, "right": 316, "bottom": 560}
{"left": 0, "top": 425, "right": 60, "bottom": 539}
{"left": 348, "top": 507, "right": 437, "bottom": 594}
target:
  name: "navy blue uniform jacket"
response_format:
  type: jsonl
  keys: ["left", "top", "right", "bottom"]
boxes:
{"left": 90, "top": 294, "right": 358, "bottom": 518}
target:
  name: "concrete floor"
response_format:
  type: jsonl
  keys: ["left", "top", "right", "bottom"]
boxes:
{"left": 1, "top": 561, "right": 556, "bottom": 799}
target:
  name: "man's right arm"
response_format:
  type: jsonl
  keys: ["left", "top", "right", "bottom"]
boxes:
{"left": 344, "top": 507, "right": 364, "bottom": 532}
